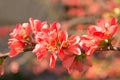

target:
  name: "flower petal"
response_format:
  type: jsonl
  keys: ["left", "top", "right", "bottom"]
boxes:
{"left": 58, "top": 49, "right": 65, "bottom": 60}
{"left": 62, "top": 55, "right": 75, "bottom": 69}
{"left": 109, "top": 25, "right": 118, "bottom": 36}
{"left": 50, "top": 22, "right": 61, "bottom": 32}
{"left": 37, "top": 53, "right": 45, "bottom": 61}
{"left": 9, "top": 49, "right": 19, "bottom": 57}
{"left": 86, "top": 46, "right": 97, "bottom": 56}
{"left": 49, "top": 53, "right": 57, "bottom": 68}
{"left": 110, "top": 18, "right": 117, "bottom": 25}
{"left": 67, "top": 45, "right": 81, "bottom": 55}
{"left": 58, "top": 31, "right": 68, "bottom": 44}
{"left": 68, "top": 35, "right": 80, "bottom": 45}
{"left": 72, "top": 61, "right": 83, "bottom": 72}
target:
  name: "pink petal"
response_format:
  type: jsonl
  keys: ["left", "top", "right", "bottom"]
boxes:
{"left": 75, "top": 61, "right": 83, "bottom": 72}
{"left": 93, "top": 32, "right": 104, "bottom": 38}
{"left": 9, "top": 49, "right": 19, "bottom": 57}
{"left": 29, "top": 18, "right": 34, "bottom": 31}
{"left": 88, "top": 25, "right": 103, "bottom": 36}
{"left": 109, "top": 25, "right": 118, "bottom": 36}
{"left": 37, "top": 53, "right": 45, "bottom": 61}
{"left": 29, "top": 18, "right": 43, "bottom": 33}
{"left": 62, "top": 56, "right": 75, "bottom": 69}
{"left": 58, "top": 31, "right": 68, "bottom": 44}
{"left": 86, "top": 46, "right": 97, "bottom": 56}
{"left": 67, "top": 45, "right": 81, "bottom": 55}
{"left": 32, "top": 44, "right": 41, "bottom": 53}
{"left": 58, "top": 49, "right": 65, "bottom": 60}
{"left": 80, "top": 35, "right": 91, "bottom": 40}
{"left": 49, "top": 53, "right": 57, "bottom": 68}
{"left": 22, "top": 23, "right": 31, "bottom": 36}
{"left": 68, "top": 35, "right": 80, "bottom": 45}
{"left": 10, "top": 24, "right": 21, "bottom": 37}
{"left": 33, "top": 44, "right": 47, "bottom": 55}
{"left": 50, "top": 22, "right": 61, "bottom": 32}
{"left": 110, "top": 18, "right": 117, "bottom": 25}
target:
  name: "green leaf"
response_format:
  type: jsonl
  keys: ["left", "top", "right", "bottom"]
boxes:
{"left": 108, "top": 37, "right": 114, "bottom": 43}
{"left": 99, "top": 40, "right": 108, "bottom": 47}
{"left": 99, "top": 37, "right": 114, "bottom": 47}
{"left": 75, "top": 53, "right": 86, "bottom": 61}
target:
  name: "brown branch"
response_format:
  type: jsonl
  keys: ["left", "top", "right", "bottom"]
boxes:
{"left": 0, "top": 53, "right": 9, "bottom": 59}
{"left": 0, "top": 45, "right": 120, "bottom": 59}
{"left": 96, "top": 46, "right": 120, "bottom": 52}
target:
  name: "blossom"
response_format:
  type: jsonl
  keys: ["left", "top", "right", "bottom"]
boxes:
{"left": 62, "top": 52, "right": 91, "bottom": 74}
{"left": 79, "top": 35, "right": 101, "bottom": 56}
{"left": 58, "top": 31, "right": 81, "bottom": 60}
{"left": 10, "top": 23, "right": 31, "bottom": 41}
{"left": 9, "top": 23, "right": 31, "bottom": 57}
{"left": 8, "top": 38, "right": 25, "bottom": 57}
{"left": 58, "top": 31, "right": 81, "bottom": 72}
{"left": 62, "top": 55, "right": 83, "bottom": 73}
{"left": 88, "top": 18, "right": 118, "bottom": 39}
{"left": 29, "top": 18, "right": 47, "bottom": 34}
{"left": 33, "top": 22, "right": 61, "bottom": 68}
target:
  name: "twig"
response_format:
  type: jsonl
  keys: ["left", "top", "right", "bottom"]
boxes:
{"left": 97, "top": 46, "right": 120, "bottom": 51}
{"left": 0, "top": 53, "right": 9, "bottom": 59}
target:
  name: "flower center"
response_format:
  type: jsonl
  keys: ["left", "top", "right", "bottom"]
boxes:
{"left": 47, "top": 45, "right": 57, "bottom": 52}
{"left": 62, "top": 41, "right": 69, "bottom": 48}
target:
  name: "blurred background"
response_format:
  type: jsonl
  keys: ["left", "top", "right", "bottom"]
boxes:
{"left": 0, "top": 0, "right": 120, "bottom": 80}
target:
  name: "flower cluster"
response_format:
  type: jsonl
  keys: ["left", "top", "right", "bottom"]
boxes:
{"left": 79, "top": 18, "right": 118, "bottom": 56}
{"left": 8, "top": 17, "right": 118, "bottom": 73}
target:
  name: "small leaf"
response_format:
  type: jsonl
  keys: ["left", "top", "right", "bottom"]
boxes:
{"left": 75, "top": 53, "right": 86, "bottom": 61}
{"left": 99, "top": 37, "right": 114, "bottom": 47}
{"left": 108, "top": 37, "right": 114, "bottom": 43}
{"left": 99, "top": 40, "right": 108, "bottom": 47}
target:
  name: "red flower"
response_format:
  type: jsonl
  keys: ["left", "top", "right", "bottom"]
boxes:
{"left": 8, "top": 38, "right": 25, "bottom": 57}
{"left": 33, "top": 40, "right": 58, "bottom": 68}
{"left": 29, "top": 18, "right": 48, "bottom": 34}
{"left": 62, "top": 55, "right": 83, "bottom": 73}
{"left": 33, "top": 21, "right": 60, "bottom": 43}
{"left": 79, "top": 35, "right": 101, "bottom": 56}
{"left": 10, "top": 23, "right": 31, "bottom": 41}
{"left": 62, "top": 53, "right": 92, "bottom": 74}
{"left": 58, "top": 31, "right": 81, "bottom": 60}
{"left": 88, "top": 18, "right": 118, "bottom": 39}
{"left": 9, "top": 23, "right": 31, "bottom": 57}
{"left": 33, "top": 22, "right": 61, "bottom": 68}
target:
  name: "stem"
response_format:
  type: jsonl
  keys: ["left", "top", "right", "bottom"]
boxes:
{"left": 0, "top": 45, "right": 120, "bottom": 59}
{"left": 0, "top": 53, "right": 9, "bottom": 59}
{"left": 97, "top": 46, "right": 120, "bottom": 51}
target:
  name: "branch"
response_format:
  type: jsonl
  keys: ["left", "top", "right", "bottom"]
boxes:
{"left": 0, "top": 53, "right": 9, "bottom": 59}
{"left": 97, "top": 46, "right": 120, "bottom": 51}
{"left": 0, "top": 45, "right": 120, "bottom": 60}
